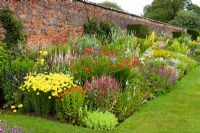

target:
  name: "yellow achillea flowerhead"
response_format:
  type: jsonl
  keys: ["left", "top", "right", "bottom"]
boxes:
{"left": 18, "top": 104, "right": 23, "bottom": 108}
{"left": 11, "top": 105, "right": 16, "bottom": 109}
{"left": 20, "top": 73, "right": 76, "bottom": 97}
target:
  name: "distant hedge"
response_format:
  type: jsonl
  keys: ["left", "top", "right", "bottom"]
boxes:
{"left": 187, "top": 28, "right": 199, "bottom": 40}
{"left": 127, "top": 24, "right": 149, "bottom": 39}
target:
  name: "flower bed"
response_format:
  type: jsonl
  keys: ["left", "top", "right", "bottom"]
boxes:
{"left": 0, "top": 31, "right": 200, "bottom": 130}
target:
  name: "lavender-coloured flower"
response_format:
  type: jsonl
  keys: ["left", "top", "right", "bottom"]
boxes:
{"left": 158, "top": 67, "right": 178, "bottom": 84}
{"left": 160, "top": 41, "right": 166, "bottom": 49}
{"left": 110, "top": 57, "right": 117, "bottom": 63}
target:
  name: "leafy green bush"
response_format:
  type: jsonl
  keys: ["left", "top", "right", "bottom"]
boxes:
{"left": 83, "top": 18, "right": 99, "bottom": 36}
{"left": 112, "top": 69, "right": 143, "bottom": 121}
{"left": 173, "top": 31, "right": 183, "bottom": 38}
{"left": 1, "top": 56, "right": 34, "bottom": 108}
{"left": 127, "top": 24, "right": 149, "bottom": 39}
{"left": 187, "top": 28, "right": 200, "bottom": 40}
{"left": 98, "top": 20, "right": 117, "bottom": 44}
{"left": 55, "top": 86, "right": 85, "bottom": 124}
{"left": 0, "top": 7, "right": 26, "bottom": 53}
{"left": 30, "top": 92, "right": 53, "bottom": 116}
{"left": 83, "top": 19, "right": 117, "bottom": 44}
{"left": 83, "top": 111, "right": 118, "bottom": 130}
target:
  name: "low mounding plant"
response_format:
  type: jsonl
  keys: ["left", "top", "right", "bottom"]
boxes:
{"left": 84, "top": 76, "right": 120, "bottom": 111}
{"left": 83, "top": 111, "right": 118, "bottom": 130}
{"left": 55, "top": 86, "right": 85, "bottom": 124}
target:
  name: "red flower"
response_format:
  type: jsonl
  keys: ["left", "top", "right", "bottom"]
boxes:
{"left": 128, "top": 61, "right": 135, "bottom": 67}
{"left": 119, "top": 62, "right": 125, "bottom": 68}
{"left": 85, "top": 67, "right": 90, "bottom": 74}
{"left": 85, "top": 48, "right": 92, "bottom": 54}
{"left": 134, "top": 58, "right": 140, "bottom": 63}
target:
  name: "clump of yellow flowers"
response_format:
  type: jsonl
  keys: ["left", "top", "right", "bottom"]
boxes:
{"left": 153, "top": 49, "right": 172, "bottom": 58}
{"left": 10, "top": 104, "right": 23, "bottom": 113}
{"left": 20, "top": 73, "right": 77, "bottom": 97}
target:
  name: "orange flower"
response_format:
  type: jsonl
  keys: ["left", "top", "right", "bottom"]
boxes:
{"left": 134, "top": 58, "right": 140, "bottom": 63}
{"left": 85, "top": 67, "right": 90, "bottom": 74}
{"left": 85, "top": 48, "right": 92, "bottom": 54}
{"left": 119, "top": 62, "right": 125, "bottom": 68}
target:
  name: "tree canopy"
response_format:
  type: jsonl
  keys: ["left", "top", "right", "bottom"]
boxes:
{"left": 98, "top": 1, "right": 124, "bottom": 11}
{"left": 144, "top": 0, "right": 200, "bottom": 30}
{"left": 144, "top": 0, "right": 192, "bottom": 22}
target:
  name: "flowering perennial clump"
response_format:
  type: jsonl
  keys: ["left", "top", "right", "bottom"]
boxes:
{"left": 20, "top": 73, "right": 76, "bottom": 97}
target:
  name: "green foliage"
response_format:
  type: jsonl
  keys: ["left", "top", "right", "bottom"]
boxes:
{"left": 83, "top": 111, "right": 118, "bottom": 130}
{"left": 170, "top": 39, "right": 189, "bottom": 54}
{"left": 83, "top": 18, "right": 99, "bottom": 36}
{"left": 187, "top": 28, "right": 200, "bottom": 40}
{"left": 70, "top": 56, "right": 114, "bottom": 85}
{"left": 83, "top": 19, "right": 117, "bottom": 44}
{"left": 0, "top": 43, "right": 8, "bottom": 71}
{"left": 30, "top": 92, "right": 53, "bottom": 116}
{"left": 172, "top": 53, "right": 198, "bottom": 70}
{"left": 55, "top": 90, "right": 85, "bottom": 124}
{"left": 127, "top": 24, "right": 149, "bottom": 39}
{"left": 170, "top": 10, "right": 200, "bottom": 30}
{"left": 144, "top": 0, "right": 188, "bottom": 22}
{"left": 98, "top": 1, "right": 124, "bottom": 11}
{"left": 98, "top": 20, "right": 117, "bottom": 44}
{"left": 173, "top": 31, "right": 183, "bottom": 38}
{"left": 0, "top": 7, "right": 26, "bottom": 52}
{"left": 1, "top": 56, "right": 34, "bottom": 108}
{"left": 113, "top": 69, "right": 143, "bottom": 121}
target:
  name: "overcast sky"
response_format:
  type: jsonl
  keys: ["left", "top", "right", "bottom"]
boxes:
{"left": 89, "top": 0, "right": 200, "bottom": 16}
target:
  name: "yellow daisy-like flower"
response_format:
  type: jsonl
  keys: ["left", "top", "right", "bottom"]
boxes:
{"left": 13, "top": 109, "right": 17, "bottom": 113}
{"left": 20, "top": 73, "right": 77, "bottom": 98}
{"left": 48, "top": 96, "right": 52, "bottom": 99}
{"left": 11, "top": 105, "right": 16, "bottom": 109}
{"left": 42, "top": 51, "right": 48, "bottom": 56}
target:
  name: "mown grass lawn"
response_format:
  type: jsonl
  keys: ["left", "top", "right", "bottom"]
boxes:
{"left": 1, "top": 66, "right": 200, "bottom": 133}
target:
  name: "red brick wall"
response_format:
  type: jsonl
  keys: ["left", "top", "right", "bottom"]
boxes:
{"left": 0, "top": 0, "right": 183, "bottom": 46}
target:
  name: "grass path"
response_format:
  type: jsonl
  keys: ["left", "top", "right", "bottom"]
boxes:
{"left": 1, "top": 67, "right": 200, "bottom": 133}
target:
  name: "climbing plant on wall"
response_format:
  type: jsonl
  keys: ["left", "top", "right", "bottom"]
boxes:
{"left": 0, "top": 7, "right": 26, "bottom": 52}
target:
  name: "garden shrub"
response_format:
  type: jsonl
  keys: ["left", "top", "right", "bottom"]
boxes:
{"left": 83, "top": 111, "right": 118, "bottom": 130}
{"left": 0, "top": 7, "right": 26, "bottom": 53}
{"left": 127, "top": 24, "right": 149, "bottom": 39}
{"left": 2, "top": 57, "right": 34, "bottom": 107}
{"left": 55, "top": 86, "right": 85, "bottom": 124}
{"left": 84, "top": 76, "right": 120, "bottom": 111}
{"left": 112, "top": 69, "right": 143, "bottom": 121}
{"left": 187, "top": 28, "right": 199, "bottom": 40}
{"left": 98, "top": 20, "right": 117, "bottom": 44}
{"left": 30, "top": 92, "right": 53, "bottom": 116}
{"left": 83, "top": 18, "right": 99, "bottom": 36}
{"left": 83, "top": 19, "right": 117, "bottom": 44}
{"left": 172, "top": 31, "right": 183, "bottom": 38}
